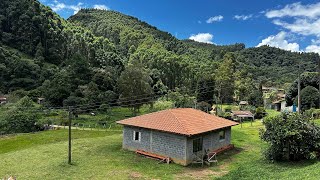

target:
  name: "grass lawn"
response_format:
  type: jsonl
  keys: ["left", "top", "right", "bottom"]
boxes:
{"left": 1, "top": 112, "right": 320, "bottom": 179}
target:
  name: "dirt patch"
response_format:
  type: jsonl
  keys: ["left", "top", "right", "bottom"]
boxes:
{"left": 175, "top": 167, "right": 228, "bottom": 180}
{"left": 129, "top": 171, "right": 143, "bottom": 179}
{"left": 174, "top": 148, "right": 244, "bottom": 179}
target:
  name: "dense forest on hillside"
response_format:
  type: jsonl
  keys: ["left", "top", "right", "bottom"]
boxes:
{"left": 0, "top": 0, "right": 319, "bottom": 109}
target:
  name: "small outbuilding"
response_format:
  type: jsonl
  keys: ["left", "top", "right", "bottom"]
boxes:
{"left": 231, "top": 111, "right": 254, "bottom": 122}
{"left": 0, "top": 97, "right": 7, "bottom": 105}
{"left": 117, "top": 108, "right": 238, "bottom": 166}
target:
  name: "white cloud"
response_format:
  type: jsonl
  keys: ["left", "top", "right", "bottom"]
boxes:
{"left": 257, "top": 31, "right": 300, "bottom": 52}
{"left": 264, "top": 2, "right": 320, "bottom": 52}
{"left": 206, "top": 15, "right": 223, "bottom": 23}
{"left": 305, "top": 45, "right": 320, "bottom": 54}
{"left": 93, "top": 4, "right": 109, "bottom": 10}
{"left": 189, "top": 33, "right": 214, "bottom": 44}
{"left": 50, "top": 1, "right": 84, "bottom": 15}
{"left": 272, "top": 19, "right": 320, "bottom": 37}
{"left": 234, "top": 14, "right": 253, "bottom": 20}
{"left": 265, "top": 2, "right": 320, "bottom": 19}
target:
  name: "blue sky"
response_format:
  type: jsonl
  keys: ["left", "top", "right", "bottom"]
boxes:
{"left": 41, "top": 0, "right": 320, "bottom": 53}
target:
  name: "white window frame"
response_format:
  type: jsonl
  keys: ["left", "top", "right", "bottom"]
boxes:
{"left": 133, "top": 131, "right": 141, "bottom": 142}
{"left": 219, "top": 129, "right": 226, "bottom": 142}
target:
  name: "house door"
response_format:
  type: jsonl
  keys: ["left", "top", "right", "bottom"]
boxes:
{"left": 193, "top": 137, "right": 203, "bottom": 153}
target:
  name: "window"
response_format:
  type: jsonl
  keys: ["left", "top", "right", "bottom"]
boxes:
{"left": 219, "top": 129, "right": 225, "bottom": 141}
{"left": 193, "top": 137, "right": 203, "bottom": 152}
{"left": 133, "top": 131, "right": 141, "bottom": 141}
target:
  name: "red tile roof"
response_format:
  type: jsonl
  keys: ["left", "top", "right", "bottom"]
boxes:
{"left": 117, "top": 108, "right": 238, "bottom": 136}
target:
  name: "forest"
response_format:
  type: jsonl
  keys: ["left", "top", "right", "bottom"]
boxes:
{"left": 0, "top": 0, "right": 319, "bottom": 110}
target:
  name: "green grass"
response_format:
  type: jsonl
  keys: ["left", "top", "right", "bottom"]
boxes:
{"left": 0, "top": 130, "right": 183, "bottom": 179}
{"left": 40, "top": 107, "right": 162, "bottom": 129}
{"left": 1, "top": 113, "right": 320, "bottom": 179}
{"left": 265, "top": 109, "right": 281, "bottom": 118}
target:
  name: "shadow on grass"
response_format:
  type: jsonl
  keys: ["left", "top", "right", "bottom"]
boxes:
{"left": 265, "top": 158, "right": 319, "bottom": 169}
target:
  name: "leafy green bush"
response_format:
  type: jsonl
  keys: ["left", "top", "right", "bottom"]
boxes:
{"left": 255, "top": 107, "right": 266, "bottom": 119}
{"left": 0, "top": 96, "right": 42, "bottom": 134}
{"left": 241, "top": 105, "right": 256, "bottom": 114}
{"left": 224, "top": 106, "right": 232, "bottom": 113}
{"left": 197, "top": 101, "right": 212, "bottom": 112}
{"left": 153, "top": 100, "right": 174, "bottom": 111}
{"left": 260, "top": 113, "right": 320, "bottom": 161}
{"left": 300, "top": 86, "right": 320, "bottom": 111}
{"left": 223, "top": 112, "right": 232, "bottom": 120}
{"left": 305, "top": 108, "right": 320, "bottom": 119}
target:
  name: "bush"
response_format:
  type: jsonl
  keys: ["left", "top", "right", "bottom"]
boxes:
{"left": 223, "top": 112, "right": 232, "bottom": 120}
{"left": 153, "top": 100, "right": 174, "bottom": 111}
{"left": 197, "top": 101, "right": 212, "bottom": 112}
{"left": 0, "top": 96, "right": 42, "bottom": 134}
{"left": 241, "top": 105, "right": 256, "bottom": 114}
{"left": 255, "top": 107, "right": 266, "bottom": 119}
{"left": 224, "top": 106, "right": 232, "bottom": 113}
{"left": 301, "top": 86, "right": 320, "bottom": 111}
{"left": 260, "top": 113, "right": 320, "bottom": 161}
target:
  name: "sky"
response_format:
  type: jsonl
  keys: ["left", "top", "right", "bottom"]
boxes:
{"left": 40, "top": 0, "right": 320, "bottom": 54}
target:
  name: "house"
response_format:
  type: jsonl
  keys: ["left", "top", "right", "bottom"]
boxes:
{"left": 239, "top": 101, "right": 249, "bottom": 110}
{"left": 231, "top": 111, "right": 254, "bottom": 122}
{"left": 0, "top": 97, "right": 7, "bottom": 105}
{"left": 272, "top": 99, "right": 286, "bottom": 112}
{"left": 117, "top": 108, "right": 238, "bottom": 166}
{"left": 37, "top": 97, "right": 45, "bottom": 105}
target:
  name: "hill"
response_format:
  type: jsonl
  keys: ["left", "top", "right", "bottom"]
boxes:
{"left": 0, "top": 0, "right": 319, "bottom": 107}
{"left": 70, "top": 9, "right": 319, "bottom": 84}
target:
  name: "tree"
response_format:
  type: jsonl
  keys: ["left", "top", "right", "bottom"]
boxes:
{"left": 117, "top": 64, "right": 153, "bottom": 113}
{"left": 260, "top": 113, "right": 320, "bottom": 161}
{"left": 248, "top": 84, "right": 264, "bottom": 107}
{"left": 1, "top": 96, "right": 41, "bottom": 134}
{"left": 196, "top": 75, "right": 214, "bottom": 104}
{"left": 300, "top": 86, "right": 320, "bottom": 111}
{"left": 167, "top": 89, "right": 196, "bottom": 108}
{"left": 41, "top": 70, "right": 72, "bottom": 106}
{"left": 286, "top": 72, "right": 319, "bottom": 106}
{"left": 215, "top": 53, "right": 235, "bottom": 104}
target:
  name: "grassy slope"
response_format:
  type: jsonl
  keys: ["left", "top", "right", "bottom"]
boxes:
{"left": 1, "top": 111, "right": 320, "bottom": 179}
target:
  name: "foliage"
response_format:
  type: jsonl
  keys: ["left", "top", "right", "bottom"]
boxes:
{"left": 260, "top": 113, "right": 320, "bottom": 161}
{"left": 224, "top": 106, "right": 232, "bottom": 113}
{"left": 215, "top": 53, "right": 235, "bottom": 103}
{"left": 152, "top": 100, "right": 174, "bottom": 111}
{"left": 0, "top": 96, "right": 41, "bottom": 134}
{"left": 286, "top": 72, "right": 320, "bottom": 106}
{"left": 0, "top": 0, "right": 319, "bottom": 115}
{"left": 167, "top": 89, "right": 196, "bottom": 108}
{"left": 197, "top": 101, "right": 212, "bottom": 112}
{"left": 117, "top": 64, "right": 153, "bottom": 112}
{"left": 305, "top": 108, "right": 320, "bottom": 120}
{"left": 300, "top": 86, "right": 320, "bottom": 111}
{"left": 255, "top": 107, "right": 266, "bottom": 119}
{"left": 196, "top": 75, "right": 214, "bottom": 104}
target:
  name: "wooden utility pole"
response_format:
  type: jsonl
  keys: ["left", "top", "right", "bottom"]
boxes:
{"left": 298, "top": 64, "right": 301, "bottom": 113}
{"left": 68, "top": 107, "right": 72, "bottom": 165}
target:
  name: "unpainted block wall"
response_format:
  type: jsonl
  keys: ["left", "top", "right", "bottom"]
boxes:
{"left": 122, "top": 126, "right": 187, "bottom": 164}
{"left": 186, "top": 127, "right": 232, "bottom": 164}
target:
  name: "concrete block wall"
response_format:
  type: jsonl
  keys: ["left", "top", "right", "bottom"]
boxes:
{"left": 186, "top": 127, "right": 232, "bottom": 164}
{"left": 122, "top": 126, "right": 152, "bottom": 152}
{"left": 122, "top": 126, "right": 232, "bottom": 166}
{"left": 122, "top": 126, "right": 187, "bottom": 165}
